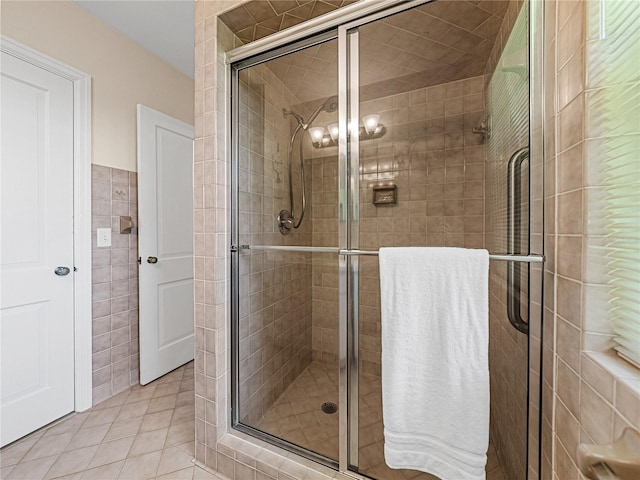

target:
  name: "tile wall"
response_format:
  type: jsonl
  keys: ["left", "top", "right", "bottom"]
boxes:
{"left": 193, "top": 7, "right": 238, "bottom": 469}
{"left": 545, "top": 1, "right": 640, "bottom": 479}
{"left": 307, "top": 75, "right": 487, "bottom": 373}
{"left": 91, "top": 165, "right": 140, "bottom": 405}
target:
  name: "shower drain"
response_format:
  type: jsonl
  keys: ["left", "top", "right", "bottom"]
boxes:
{"left": 321, "top": 402, "right": 338, "bottom": 414}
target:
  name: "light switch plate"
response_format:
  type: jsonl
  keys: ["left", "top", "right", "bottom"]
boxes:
{"left": 97, "top": 228, "right": 112, "bottom": 247}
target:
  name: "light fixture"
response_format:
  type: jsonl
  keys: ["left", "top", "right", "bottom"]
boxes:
{"left": 308, "top": 126, "right": 325, "bottom": 146}
{"left": 328, "top": 123, "right": 339, "bottom": 141}
{"left": 362, "top": 114, "right": 380, "bottom": 134}
{"left": 309, "top": 116, "right": 386, "bottom": 149}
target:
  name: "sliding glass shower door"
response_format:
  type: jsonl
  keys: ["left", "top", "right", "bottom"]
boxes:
{"left": 231, "top": 34, "right": 342, "bottom": 465}
{"left": 231, "top": 1, "right": 544, "bottom": 478}
{"left": 343, "top": 2, "right": 544, "bottom": 478}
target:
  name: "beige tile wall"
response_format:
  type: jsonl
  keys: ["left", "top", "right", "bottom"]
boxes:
{"left": 192, "top": 6, "right": 234, "bottom": 467}
{"left": 91, "top": 165, "right": 140, "bottom": 405}
{"left": 305, "top": 76, "right": 487, "bottom": 374}
{"left": 544, "top": 2, "right": 640, "bottom": 479}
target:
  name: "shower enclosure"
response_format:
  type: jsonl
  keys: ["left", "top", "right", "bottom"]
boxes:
{"left": 230, "top": 1, "right": 544, "bottom": 479}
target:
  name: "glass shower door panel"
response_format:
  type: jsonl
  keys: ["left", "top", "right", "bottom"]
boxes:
{"left": 485, "top": 5, "right": 533, "bottom": 480}
{"left": 236, "top": 249, "right": 340, "bottom": 460}
{"left": 233, "top": 38, "right": 342, "bottom": 465}
{"left": 349, "top": 1, "right": 537, "bottom": 479}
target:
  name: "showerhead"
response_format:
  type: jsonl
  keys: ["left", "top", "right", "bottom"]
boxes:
{"left": 323, "top": 96, "right": 338, "bottom": 113}
{"left": 306, "top": 95, "right": 339, "bottom": 128}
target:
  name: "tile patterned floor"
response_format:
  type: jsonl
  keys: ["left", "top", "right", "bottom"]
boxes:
{"left": 2, "top": 360, "right": 507, "bottom": 480}
{"left": 255, "top": 362, "right": 340, "bottom": 460}
{"left": 0, "top": 362, "right": 223, "bottom": 480}
{"left": 255, "top": 362, "right": 506, "bottom": 480}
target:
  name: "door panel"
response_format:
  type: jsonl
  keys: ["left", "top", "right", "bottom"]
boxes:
{"left": 231, "top": 36, "right": 341, "bottom": 466}
{"left": 346, "top": 2, "right": 540, "bottom": 479}
{"left": 1, "top": 52, "right": 75, "bottom": 447}
{"left": 157, "top": 127, "right": 194, "bottom": 257}
{"left": 137, "top": 105, "right": 194, "bottom": 385}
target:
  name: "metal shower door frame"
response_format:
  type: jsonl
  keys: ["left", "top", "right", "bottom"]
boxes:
{"left": 228, "top": 0, "right": 546, "bottom": 476}
{"left": 229, "top": 29, "right": 347, "bottom": 471}
{"left": 337, "top": 3, "right": 438, "bottom": 471}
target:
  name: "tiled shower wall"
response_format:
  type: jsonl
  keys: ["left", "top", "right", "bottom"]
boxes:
{"left": 236, "top": 54, "right": 314, "bottom": 425}
{"left": 309, "top": 148, "right": 339, "bottom": 366}
{"left": 91, "top": 165, "right": 139, "bottom": 405}
{"left": 308, "top": 75, "right": 487, "bottom": 374}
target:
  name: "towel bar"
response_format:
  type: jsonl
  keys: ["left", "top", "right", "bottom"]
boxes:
{"left": 233, "top": 245, "right": 545, "bottom": 263}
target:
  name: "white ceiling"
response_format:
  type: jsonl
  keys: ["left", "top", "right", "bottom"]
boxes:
{"left": 73, "top": 0, "right": 195, "bottom": 79}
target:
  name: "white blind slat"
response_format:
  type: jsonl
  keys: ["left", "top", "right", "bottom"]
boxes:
{"left": 588, "top": 0, "right": 640, "bottom": 369}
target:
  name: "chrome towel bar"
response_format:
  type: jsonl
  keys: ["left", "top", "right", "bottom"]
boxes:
{"left": 233, "top": 245, "right": 545, "bottom": 263}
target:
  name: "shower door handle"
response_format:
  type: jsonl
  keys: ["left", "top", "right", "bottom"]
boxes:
{"left": 507, "top": 147, "right": 530, "bottom": 335}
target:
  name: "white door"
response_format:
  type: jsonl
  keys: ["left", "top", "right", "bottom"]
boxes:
{"left": 0, "top": 52, "right": 75, "bottom": 447}
{"left": 137, "top": 105, "right": 194, "bottom": 385}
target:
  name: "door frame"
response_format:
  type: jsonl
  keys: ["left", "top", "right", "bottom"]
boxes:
{"left": 1, "top": 36, "right": 93, "bottom": 411}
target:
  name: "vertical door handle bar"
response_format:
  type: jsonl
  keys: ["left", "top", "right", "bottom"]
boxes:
{"left": 507, "top": 147, "right": 530, "bottom": 335}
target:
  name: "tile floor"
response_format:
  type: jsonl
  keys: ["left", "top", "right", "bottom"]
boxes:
{"left": 0, "top": 362, "right": 223, "bottom": 480}
{"left": 255, "top": 362, "right": 506, "bottom": 480}
{"left": 255, "top": 362, "right": 339, "bottom": 460}
{"left": 2, "top": 360, "right": 507, "bottom": 480}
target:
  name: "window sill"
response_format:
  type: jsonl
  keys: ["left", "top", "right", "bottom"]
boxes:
{"left": 586, "top": 350, "right": 640, "bottom": 397}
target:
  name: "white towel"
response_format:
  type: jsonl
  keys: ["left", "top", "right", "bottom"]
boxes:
{"left": 379, "top": 247, "right": 490, "bottom": 480}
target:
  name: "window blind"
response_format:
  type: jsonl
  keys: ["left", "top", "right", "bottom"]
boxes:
{"left": 589, "top": 1, "right": 640, "bottom": 367}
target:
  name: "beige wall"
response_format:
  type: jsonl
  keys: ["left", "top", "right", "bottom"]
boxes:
{"left": 1, "top": 0, "right": 194, "bottom": 172}
{"left": 2, "top": 0, "right": 194, "bottom": 405}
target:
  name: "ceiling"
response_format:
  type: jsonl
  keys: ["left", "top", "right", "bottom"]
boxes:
{"left": 219, "top": 0, "right": 358, "bottom": 44}
{"left": 73, "top": 0, "right": 195, "bottom": 79}
{"left": 227, "top": 0, "right": 509, "bottom": 103}
{"left": 72, "top": 0, "right": 510, "bottom": 99}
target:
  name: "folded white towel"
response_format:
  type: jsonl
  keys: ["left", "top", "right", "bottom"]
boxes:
{"left": 379, "top": 247, "right": 490, "bottom": 480}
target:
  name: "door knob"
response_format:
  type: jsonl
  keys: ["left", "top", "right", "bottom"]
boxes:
{"left": 54, "top": 266, "right": 71, "bottom": 276}
{"left": 147, "top": 256, "right": 158, "bottom": 264}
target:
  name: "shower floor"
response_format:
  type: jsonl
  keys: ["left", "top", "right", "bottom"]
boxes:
{"left": 255, "top": 361, "right": 505, "bottom": 480}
